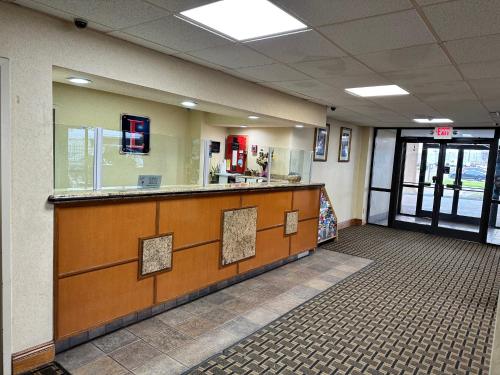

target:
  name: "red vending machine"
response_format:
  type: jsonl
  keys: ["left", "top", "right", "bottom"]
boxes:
{"left": 225, "top": 135, "right": 247, "bottom": 173}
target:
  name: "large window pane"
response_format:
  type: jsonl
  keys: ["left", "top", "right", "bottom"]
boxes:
{"left": 368, "top": 190, "right": 391, "bottom": 226}
{"left": 371, "top": 129, "right": 396, "bottom": 189}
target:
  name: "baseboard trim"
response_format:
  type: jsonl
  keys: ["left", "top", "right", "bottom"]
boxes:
{"left": 12, "top": 341, "right": 55, "bottom": 374}
{"left": 338, "top": 219, "right": 363, "bottom": 230}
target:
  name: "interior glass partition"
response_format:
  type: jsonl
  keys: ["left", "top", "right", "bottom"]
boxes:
{"left": 55, "top": 127, "right": 314, "bottom": 193}
{"left": 54, "top": 125, "right": 202, "bottom": 193}
{"left": 54, "top": 124, "right": 95, "bottom": 193}
{"left": 367, "top": 129, "right": 397, "bottom": 226}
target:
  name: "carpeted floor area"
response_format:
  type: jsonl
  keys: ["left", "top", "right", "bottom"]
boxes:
{"left": 190, "top": 225, "right": 500, "bottom": 374}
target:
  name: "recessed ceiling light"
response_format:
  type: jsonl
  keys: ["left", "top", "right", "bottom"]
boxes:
{"left": 413, "top": 118, "right": 453, "bottom": 124}
{"left": 248, "top": 115, "right": 260, "bottom": 120}
{"left": 345, "top": 85, "right": 409, "bottom": 97}
{"left": 180, "top": 0, "right": 308, "bottom": 42}
{"left": 295, "top": 124, "right": 304, "bottom": 128}
{"left": 240, "top": 125, "right": 247, "bottom": 128}
{"left": 181, "top": 100, "right": 197, "bottom": 108}
{"left": 67, "top": 77, "right": 92, "bottom": 84}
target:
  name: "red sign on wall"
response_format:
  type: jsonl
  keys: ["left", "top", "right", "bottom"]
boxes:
{"left": 434, "top": 126, "right": 453, "bottom": 139}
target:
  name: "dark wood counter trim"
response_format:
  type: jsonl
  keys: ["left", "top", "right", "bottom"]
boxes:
{"left": 58, "top": 258, "right": 138, "bottom": 279}
{"left": 48, "top": 183, "right": 325, "bottom": 206}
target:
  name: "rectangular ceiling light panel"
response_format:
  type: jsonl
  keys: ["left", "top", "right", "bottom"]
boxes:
{"left": 180, "top": 0, "right": 307, "bottom": 41}
{"left": 345, "top": 85, "right": 409, "bottom": 97}
{"left": 413, "top": 118, "right": 453, "bottom": 124}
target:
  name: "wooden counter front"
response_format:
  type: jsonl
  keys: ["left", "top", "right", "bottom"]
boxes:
{"left": 53, "top": 186, "right": 321, "bottom": 341}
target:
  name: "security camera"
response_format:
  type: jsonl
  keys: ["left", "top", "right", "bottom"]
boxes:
{"left": 74, "top": 18, "right": 88, "bottom": 29}
{"left": 330, "top": 106, "right": 337, "bottom": 112}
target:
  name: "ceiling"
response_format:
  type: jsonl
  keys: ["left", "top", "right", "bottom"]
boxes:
{"left": 13, "top": 0, "right": 500, "bottom": 127}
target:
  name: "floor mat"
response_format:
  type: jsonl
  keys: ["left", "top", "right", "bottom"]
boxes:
{"left": 21, "top": 362, "right": 69, "bottom": 375}
{"left": 189, "top": 225, "right": 500, "bottom": 374}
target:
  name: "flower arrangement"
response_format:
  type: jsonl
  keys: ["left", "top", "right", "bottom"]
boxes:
{"left": 256, "top": 149, "right": 269, "bottom": 172}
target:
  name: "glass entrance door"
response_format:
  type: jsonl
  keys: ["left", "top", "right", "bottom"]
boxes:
{"left": 395, "top": 140, "right": 491, "bottom": 241}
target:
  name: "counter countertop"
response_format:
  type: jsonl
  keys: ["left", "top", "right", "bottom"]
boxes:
{"left": 48, "top": 182, "right": 324, "bottom": 204}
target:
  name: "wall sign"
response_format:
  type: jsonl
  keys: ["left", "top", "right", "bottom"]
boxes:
{"left": 138, "top": 175, "right": 162, "bottom": 189}
{"left": 121, "top": 114, "right": 150, "bottom": 154}
{"left": 434, "top": 126, "right": 453, "bottom": 139}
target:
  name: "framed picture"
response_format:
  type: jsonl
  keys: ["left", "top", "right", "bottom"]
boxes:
{"left": 313, "top": 124, "right": 330, "bottom": 162}
{"left": 251, "top": 144, "right": 258, "bottom": 156}
{"left": 338, "top": 127, "right": 352, "bottom": 162}
{"left": 121, "top": 114, "right": 150, "bottom": 154}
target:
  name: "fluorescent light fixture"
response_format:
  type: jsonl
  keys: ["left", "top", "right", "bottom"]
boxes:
{"left": 248, "top": 115, "right": 260, "bottom": 120}
{"left": 181, "top": 100, "right": 197, "bottom": 107}
{"left": 413, "top": 118, "right": 454, "bottom": 124}
{"left": 67, "top": 77, "right": 92, "bottom": 84}
{"left": 345, "top": 85, "right": 409, "bottom": 97}
{"left": 295, "top": 124, "right": 304, "bottom": 128}
{"left": 180, "top": 0, "right": 308, "bottom": 41}
{"left": 240, "top": 125, "right": 247, "bottom": 128}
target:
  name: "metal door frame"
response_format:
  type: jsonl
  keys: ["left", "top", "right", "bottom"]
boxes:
{"left": 391, "top": 135, "right": 497, "bottom": 243}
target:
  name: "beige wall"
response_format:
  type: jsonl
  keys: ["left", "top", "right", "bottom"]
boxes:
{"left": 310, "top": 120, "right": 373, "bottom": 224}
{"left": 0, "top": 2, "right": 326, "bottom": 356}
{"left": 228, "top": 127, "right": 310, "bottom": 176}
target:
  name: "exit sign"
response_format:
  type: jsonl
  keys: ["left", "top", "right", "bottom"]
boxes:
{"left": 434, "top": 127, "right": 453, "bottom": 139}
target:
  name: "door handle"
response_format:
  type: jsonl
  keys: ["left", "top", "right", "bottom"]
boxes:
{"left": 446, "top": 184, "right": 462, "bottom": 191}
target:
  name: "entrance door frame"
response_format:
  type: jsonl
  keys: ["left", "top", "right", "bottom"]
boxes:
{"left": 388, "top": 129, "right": 499, "bottom": 243}
{"left": 0, "top": 56, "right": 12, "bottom": 375}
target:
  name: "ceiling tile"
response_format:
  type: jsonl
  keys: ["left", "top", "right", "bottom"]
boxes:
{"left": 423, "top": 0, "right": 500, "bottom": 41}
{"left": 24, "top": 0, "right": 170, "bottom": 29}
{"left": 469, "top": 78, "right": 500, "bottom": 101}
{"left": 187, "top": 45, "right": 274, "bottom": 69}
{"left": 383, "top": 65, "right": 461, "bottom": 85}
{"left": 408, "top": 81, "right": 477, "bottom": 102}
{"left": 369, "top": 95, "right": 442, "bottom": 117}
{"left": 291, "top": 57, "right": 373, "bottom": 78}
{"left": 445, "top": 34, "right": 500, "bottom": 64}
{"left": 145, "top": 0, "right": 216, "bottom": 12}
{"left": 168, "top": 52, "right": 229, "bottom": 72}
{"left": 482, "top": 99, "right": 500, "bottom": 112}
{"left": 415, "top": 0, "right": 448, "bottom": 4}
{"left": 356, "top": 44, "right": 449, "bottom": 72}
{"left": 330, "top": 107, "right": 381, "bottom": 126}
{"left": 342, "top": 104, "right": 410, "bottom": 122}
{"left": 321, "top": 73, "right": 390, "bottom": 89}
{"left": 319, "top": 10, "right": 435, "bottom": 55}
{"left": 109, "top": 31, "right": 179, "bottom": 54}
{"left": 459, "top": 60, "right": 500, "bottom": 80}
{"left": 234, "top": 64, "right": 310, "bottom": 82}
{"left": 246, "top": 30, "right": 345, "bottom": 64}
{"left": 119, "top": 16, "right": 229, "bottom": 52}
{"left": 425, "top": 100, "right": 491, "bottom": 122}
{"left": 14, "top": 0, "right": 113, "bottom": 31}
{"left": 268, "top": 80, "right": 330, "bottom": 91}
{"left": 272, "top": 0, "right": 412, "bottom": 27}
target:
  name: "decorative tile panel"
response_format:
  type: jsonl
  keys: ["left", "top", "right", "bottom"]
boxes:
{"left": 139, "top": 233, "right": 173, "bottom": 278}
{"left": 221, "top": 207, "right": 257, "bottom": 266}
{"left": 285, "top": 210, "right": 299, "bottom": 236}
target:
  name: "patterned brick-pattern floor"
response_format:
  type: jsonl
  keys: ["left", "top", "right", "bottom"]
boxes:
{"left": 190, "top": 226, "right": 500, "bottom": 374}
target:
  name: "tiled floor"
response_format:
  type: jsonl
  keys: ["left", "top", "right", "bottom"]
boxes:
{"left": 56, "top": 249, "right": 371, "bottom": 374}
{"left": 193, "top": 226, "right": 500, "bottom": 374}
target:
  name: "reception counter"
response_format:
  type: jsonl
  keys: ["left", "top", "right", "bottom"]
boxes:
{"left": 49, "top": 182, "right": 323, "bottom": 351}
